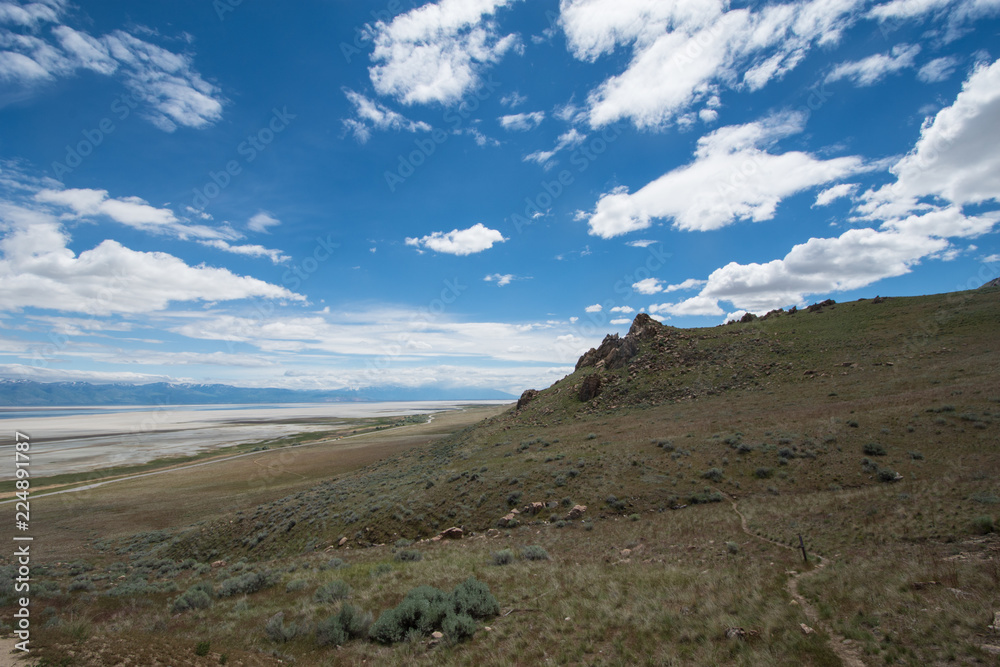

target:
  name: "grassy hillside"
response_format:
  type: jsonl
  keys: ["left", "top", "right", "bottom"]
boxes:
{"left": 6, "top": 288, "right": 1000, "bottom": 665}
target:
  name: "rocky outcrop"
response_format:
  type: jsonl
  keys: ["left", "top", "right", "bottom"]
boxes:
{"left": 566, "top": 505, "right": 587, "bottom": 520}
{"left": 576, "top": 313, "right": 662, "bottom": 371}
{"left": 980, "top": 278, "right": 1000, "bottom": 289}
{"left": 517, "top": 389, "right": 539, "bottom": 410}
{"left": 579, "top": 374, "right": 602, "bottom": 402}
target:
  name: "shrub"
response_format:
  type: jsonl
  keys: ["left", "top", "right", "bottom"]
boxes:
{"left": 847, "top": 420, "right": 859, "bottom": 428}
{"left": 395, "top": 549, "right": 422, "bottom": 563}
{"left": 863, "top": 443, "right": 887, "bottom": 456}
{"left": 726, "top": 541, "right": 739, "bottom": 554}
{"left": 688, "top": 490, "right": 725, "bottom": 504}
{"left": 315, "top": 603, "right": 371, "bottom": 647}
{"left": 909, "top": 451, "right": 925, "bottom": 460}
{"left": 321, "top": 558, "right": 345, "bottom": 570}
{"left": 628, "top": 513, "right": 641, "bottom": 522}
{"left": 492, "top": 549, "right": 515, "bottom": 566}
{"left": 452, "top": 577, "right": 500, "bottom": 619}
{"left": 314, "top": 580, "right": 351, "bottom": 604}
{"left": 755, "top": 467, "right": 773, "bottom": 479}
{"left": 442, "top": 613, "right": 477, "bottom": 642}
{"left": 394, "top": 538, "right": 414, "bottom": 548}
{"left": 218, "top": 571, "right": 276, "bottom": 598}
{"left": 586, "top": 433, "right": 597, "bottom": 440}
{"left": 777, "top": 448, "right": 794, "bottom": 459}
{"left": 195, "top": 641, "right": 210, "bottom": 656}
{"left": 264, "top": 612, "right": 300, "bottom": 643}
{"left": 171, "top": 582, "right": 214, "bottom": 613}
{"left": 701, "top": 468, "right": 724, "bottom": 482}
{"left": 972, "top": 515, "right": 995, "bottom": 534}
{"left": 521, "top": 545, "right": 550, "bottom": 561}
{"left": 285, "top": 579, "right": 307, "bottom": 593}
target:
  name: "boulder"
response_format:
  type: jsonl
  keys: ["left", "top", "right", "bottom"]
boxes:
{"left": 566, "top": 504, "right": 587, "bottom": 520}
{"left": 211, "top": 560, "right": 226, "bottom": 568}
{"left": 522, "top": 502, "right": 545, "bottom": 515}
{"left": 517, "top": 389, "right": 539, "bottom": 410}
{"left": 338, "top": 536, "right": 348, "bottom": 547}
{"left": 438, "top": 527, "right": 463, "bottom": 540}
{"left": 579, "top": 374, "right": 602, "bottom": 402}
{"left": 498, "top": 513, "right": 519, "bottom": 527}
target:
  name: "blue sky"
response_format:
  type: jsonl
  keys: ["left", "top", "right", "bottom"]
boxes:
{"left": 1, "top": 0, "right": 999, "bottom": 395}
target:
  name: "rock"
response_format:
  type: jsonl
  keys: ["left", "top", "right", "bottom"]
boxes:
{"left": 211, "top": 560, "right": 226, "bottom": 568}
{"left": 873, "top": 295, "right": 888, "bottom": 303}
{"left": 566, "top": 504, "right": 587, "bottom": 520}
{"left": 989, "top": 610, "right": 1000, "bottom": 633}
{"left": 438, "top": 527, "right": 463, "bottom": 540}
{"left": 575, "top": 314, "right": 664, "bottom": 371}
{"left": 800, "top": 624, "right": 815, "bottom": 635}
{"left": 485, "top": 528, "right": 501, "bottom": 539}
{"left": 739, "top": 312, "right": 757, "bottom": 324}
{"left": 981, "top": 644, "right": 1000, "bottom": 655}
{"left": 807, "top": 298, "right": 836, "bottom": 312}
{"left": 579, "top": 374, "right": 602, "bottom": 402}
{"left": 522, "top": 502, "right": 545, "bottom": 515}
{"left": 431, "top": 631, "right": 444, "bottom": 639}
{"left": 725, "top": 627, "right": 747, "bottom": 640}
{"left": 498, "top": 513, "right": 518, "bottom": 527}
{"left": 338, "top": 537, "right": 348, "bottom": 547}
{"left": 979, "top": 278, "right": 1000, "bottom": 289}
{"left": 517, "top": 389, "right": 539, "bottom": 410}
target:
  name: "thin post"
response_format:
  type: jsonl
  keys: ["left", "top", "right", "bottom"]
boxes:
{"left": 798, "top": 533, "right": 808, "bottom": 563}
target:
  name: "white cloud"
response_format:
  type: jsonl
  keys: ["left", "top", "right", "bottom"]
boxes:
{"left": 699, "top": 107, "right": 719, "bottom": 123}
{"left": 626, "top": 239, "right": 656, "bottom": 248}
{"left": 0, "top": 204, "right": 304, "bottom": 315}
{"left": 610, "top": 318, "right": 631, "bottom": 325}
{"left": 859, "top": 58, "right": 1000, "bottom": 219}
{"left": 523, "top": 127, "right": 587, "bottom": 167}
{"left": 342, "top": 89, "right": 432, "bottom": 142}
{"left": 649, "top": 295, "right": 725, "bottom": 317}
{"left": 584, "top": 303, "right": 603, "bottom": 313}
{"left": 983, "top": 253, "right": 1000, "bottom": 263}
{"left": 405, "top": 223, "right": 506, "bottom": 255}
{"left": 33, "top": 186, "right": 237, "bottom": 241}
{"left": 247, "top": 211, "right": 280, "bottom": 233}
{"left": 610, "top": 305, "right": 634, "bottom": 313}
{"left": 200, "top": 240, "right": 290, "bottom": 265}
{"left": 814, "top": 183, "right": 858, "bottom": 207}
{"left": 367, "top": 0, "right": 521, "bottom": 106}
{"left": 0, "top": 364, "right": 179, "bottom": 385}
{"left": 0, "top": 10, "right": 223, "bottom": 131}
{"left": 663, "top": 278, "right": 707, "bottom": 293}
{"left": 499, "top": 111, "right": 544, "bottom": 130}
{"left": 583, "top": 112, "right": 868, "bottom": 237}
{"left": 918, "top": 56, "right": 960, "bottom": 83}
{"left": 561, "top": 0, "right": 865, "bottom": 130}
{"left": 825, "top": 43, "right": 921, "bottom": 87}
{"left": 484, "top": 273, "right": 513, "bottom": 286}
{"left": 869, "top": 0, "right": 1000, "bottom": 37}
{"left": 632, "top": 277, "right": 663, "bottom": 294}
{"left": 500, "top": 91, "right": 526, "bottom": 107}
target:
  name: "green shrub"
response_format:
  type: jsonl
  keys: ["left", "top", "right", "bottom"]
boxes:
{"left": 877, "top": 468, "right": 900, "bottom": 483}
{"left": 520, "top": 545, "right": 550, "bottom": 561}
{"left": 320, "top": 558, "right": 345, "bottom": 570}
{"left": 264, "top": 612, "right": 300, "bottom": 643}
{"left": 701, "top": 468, "right": 724, "bottom": 482}
{"left": 688, "top": 489, "right": 725, "bottom": 504}
{"left": 316, "top": 605, "right": 371, "bottom": 647}
{"left": 285, "top": 579, "right": 307, "bottom": 593}
{"left": 726, "top": 541, "right": 739, "bottom": 554}
{"left": 863, "top": 443, "right": 887, "bottom": 456}
{"left": 315, "top": 614, "right": 348, "bottom": 647}
{"left": 777, "top": 447, "right": 794, "bottom": 459}
{"left": 218, "top": 571, "right": 276, "bottom": 598}
{"left": 171, "top": 582, "right": 214, "bottom": 613}
{"left": 314, "top": 580, "right": 351, "bottom": 604}
{"left": 755, "top": 467, "right": 773, "bottom": 479}
{"left": 492, "top": 549, "right": 515, "bottom": 566}
{"left": 195, "top": 641, "right": 210, "bottom": 656}
{"left": 394, "top": 549, "right": 422, "bottom": 562}
{"left": 369, "top": 577, "right": 498, "bottom": 645}
{"left": 972, "top": 515, "right": 995, "bottom": 534}
{"left": 908, "top": 451, "right": 925, "bottom": 460}
{"left": 442, "top": 613, "right": 477, "bottom": 642}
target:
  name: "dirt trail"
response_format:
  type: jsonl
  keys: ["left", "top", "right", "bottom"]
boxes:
{"left": 725, "top": 494, "right": 867, "bottom": 667}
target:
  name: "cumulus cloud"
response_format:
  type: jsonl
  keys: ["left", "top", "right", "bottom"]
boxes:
{"left": 649, "top": 295, "right": 724, "bottom": 317}
{"left": 484, "top": 272, "right": 514, "bottom": 286}
{"left": 405, "top": 223, "right": 506, "bottom": 255}
{"left": 499, "top": 111, "right": 544, "bottom": 130}
{"left": 0, "top": 204, "right": 303, "bottom": 315}
{"left": 632, "top": 278, "right": 664, "bottom": 294}
{"left": 342, "top": 89, "right": 432, "bottom": 142}
{"left": 582, "top": 112, "right": 868, "bottom": 237}
{"left": 610, "top": 305, "right": 635, "bottom": 313}
{"left": 560, "top": 0, "right": 865, "bottom": 130}
{"left": 0, "top": 6, "right": 223, "bottom": 130}
{"left": 825, "top": 43, "right": 921, "bottom": 86}
{"left": 367, "top": 0, "right": 521, "bottom": 106}
{"left": 664, "top": 278, "right": 707, "bottom": 293}
{"left": 584, "top": 303, "right": 603, "bottom": 313}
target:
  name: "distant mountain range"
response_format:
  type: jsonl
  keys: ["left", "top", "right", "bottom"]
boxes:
{"left": 0, "top": 380, "right": 516, "bottom": 406}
